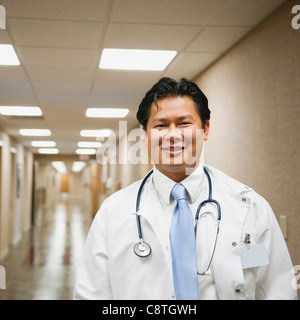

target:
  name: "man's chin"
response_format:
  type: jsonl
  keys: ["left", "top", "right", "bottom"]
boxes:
{"left": 156, "top": 162, "right": 198, "bottom": 172}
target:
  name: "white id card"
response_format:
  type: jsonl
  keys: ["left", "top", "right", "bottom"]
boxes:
{"left": 240, "top": 244, "right": 269, "bottom": 269}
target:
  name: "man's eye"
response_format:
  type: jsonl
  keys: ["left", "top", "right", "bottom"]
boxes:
{"left": 179, "top": 122, "right": 191, "bottom": 126}
{"left": 154, "top": 124, "right": 166, "bottom": 128}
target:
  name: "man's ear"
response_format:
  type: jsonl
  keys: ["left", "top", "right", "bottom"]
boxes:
{"left": 203, "top": 120, "right": 210, "bottom": 141}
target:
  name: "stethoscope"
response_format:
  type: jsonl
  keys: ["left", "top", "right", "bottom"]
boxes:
{"left": 133, "top": 167, "right": 221, "bottom": 275}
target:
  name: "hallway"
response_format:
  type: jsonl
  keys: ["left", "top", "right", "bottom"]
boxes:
{"left": 0, "top": 197, "right": 92, "bottom": 300}
{"left": 0, "top": 0, "right": 299, "bottom": 300}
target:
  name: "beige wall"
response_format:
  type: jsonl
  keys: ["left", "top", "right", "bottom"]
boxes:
{"left": 0, "top": 129, "right": 33, "bottom": 259}
{"left": 0, "top": 131, "right": 11, "bottom": 259}
{"left": 35, "top": 161, "right": 60, "bottom": 208}
{"left": 195, "top": 1, "right": 300, "bottom": 267}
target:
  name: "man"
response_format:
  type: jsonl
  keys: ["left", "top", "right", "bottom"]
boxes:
{"left": 74, "top": 77, "right": 297, "bottom": 300}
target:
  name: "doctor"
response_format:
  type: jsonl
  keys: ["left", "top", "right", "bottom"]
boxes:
{"left": 74, "top": 77, "right": 297, "bottom": 300}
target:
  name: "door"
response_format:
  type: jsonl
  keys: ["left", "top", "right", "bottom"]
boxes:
{"left": 60, "top": 173, "right": 69, "bottom": 193}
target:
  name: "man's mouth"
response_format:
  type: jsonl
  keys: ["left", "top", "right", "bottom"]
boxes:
{"left": 162, "top": 145, "right": 185, "bottom": 155}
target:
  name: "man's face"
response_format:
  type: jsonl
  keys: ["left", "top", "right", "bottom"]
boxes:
{"left": 145, "top": 96, "right": 209, "bottom": 181}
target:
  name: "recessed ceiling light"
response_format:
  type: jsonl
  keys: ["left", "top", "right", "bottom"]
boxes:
{"left": 72, "top": 161, "right": 86, "bottom": 172}
{"left": 76, "top": 148, "right": 96, "bottom": 155}
{"left": 86, "top": 108, "right": 129, "bottom": 118}
{"left": 38, "top": 148, "right": 59, "bottom": 154}
{"left": 0, "top": 44, "right": 20, "bottom": 66}
{"left": 99, "top": 48, "right": 177, "bottom": 71}
{"left": 0, "top": 106, "right": 42, "bottom": 116}
{"left": 31, "top": 141, "right": 56, "bottom": 147}
{"left": 19, "top": 129, "right": 51, "bottom": 136}
{"left": 52, "top": 161, "right": 67, "bottom": 173}
{"left": 80, "top": 129, "right": 112, "bottom": 137}
{"left": 77, "top": 141, "right": 102, "bottom": 148}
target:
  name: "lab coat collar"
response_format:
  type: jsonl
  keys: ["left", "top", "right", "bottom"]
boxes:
{"left": 203, "top": 164, "right": 253, "bottom": 196}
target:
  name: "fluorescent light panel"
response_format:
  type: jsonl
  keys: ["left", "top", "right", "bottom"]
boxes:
{"left": 86, "top": 108, "right": 129, "bottom": 118}
{"left": 38, "top": 148, "right": 59, "bottom": 154}
{"left": 76, "top": 148, "right": 96, "bottom": 155}
{"left": 99, "top": 48, "right": 177, "bottom": 71}
{"left": 80, "top": 129, "right": 112, "bottom": 137}
{"left": 52, "top": 161, "right": 67, "bottom": 173}
{"left": 0, "top": 106, "right": 42, "bottom": 116}
{"left": 72, "top": 161, "right": 86, "bottom": 172}
{"left": 77, "top": 141, "right": 102, "bottom": 148}
{"left": 31, "top": 141, "right": 56, "bottom": 147}
{"left": 0, "top": 44, "right": 20, "bottom": 66}
{"left": 19, "top": 129, "right": 51, "bottom": 136}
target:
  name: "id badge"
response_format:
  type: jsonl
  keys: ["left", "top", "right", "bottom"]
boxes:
{"left": 240, "top": 244, "right": 269, "bottom": 269}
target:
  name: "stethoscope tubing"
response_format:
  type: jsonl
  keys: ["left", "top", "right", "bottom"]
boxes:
{"left": 134, "top": 166, "right": 221, "bottom": 261}
{"left": 135, "top": 169, "right": 154, "bottom": 240}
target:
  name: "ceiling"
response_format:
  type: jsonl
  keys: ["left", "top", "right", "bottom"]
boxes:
{"left": 0, "top": 0, "right": 286, "bottom": 155}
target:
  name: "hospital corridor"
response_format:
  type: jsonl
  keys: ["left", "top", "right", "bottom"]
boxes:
{"left": 0, "top": 197, "right": 92, "bottom": 299}
{"left": 0, "top": 0, "right": 300, "bottom": 300}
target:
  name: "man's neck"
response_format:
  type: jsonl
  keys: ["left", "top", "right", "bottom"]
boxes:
{"left": 154, "top": 164, "right": 199, "bottom": 183}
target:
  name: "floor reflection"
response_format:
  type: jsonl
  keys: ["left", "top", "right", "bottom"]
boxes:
{"left": 0, "top": 197, "right": 92, "bottom": 300}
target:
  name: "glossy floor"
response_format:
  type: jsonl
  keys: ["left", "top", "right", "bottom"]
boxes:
{"left": 0, "top": 197, "right": 93, "bottom": 300}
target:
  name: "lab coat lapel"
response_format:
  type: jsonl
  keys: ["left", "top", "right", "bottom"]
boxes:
{"left": 137, "top": 185, "right": 169, "bottom": 248}
{"left": 136, "top": 184, "right": 173, "bottom": 280}
{"left": 210, "top": 178, "right": 252, "bottom": 299}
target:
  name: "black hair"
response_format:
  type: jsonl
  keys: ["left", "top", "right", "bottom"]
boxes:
{"left": 136, "top": 77, "right": 211, "bottom": 130}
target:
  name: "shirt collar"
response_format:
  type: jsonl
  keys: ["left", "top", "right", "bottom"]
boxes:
{"left": 152, "top": 163, "right": 206, "bottom": 205}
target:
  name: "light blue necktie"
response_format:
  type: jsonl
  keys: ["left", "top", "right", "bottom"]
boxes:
{"left": 170, "top": 183, "right": 199, "bottom": 300}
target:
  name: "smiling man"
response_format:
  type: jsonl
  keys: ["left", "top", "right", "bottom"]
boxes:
{"left": 74, "top": 77, "right": 297, "bottom": 300}
{"left": 144, "top": 95, "right": 209, "bottom": 182}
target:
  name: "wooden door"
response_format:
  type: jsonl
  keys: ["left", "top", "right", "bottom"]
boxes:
{"left": 60, "top": 174, "right": 69, "bottom": 193}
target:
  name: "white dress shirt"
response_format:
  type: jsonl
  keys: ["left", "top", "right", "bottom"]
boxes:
{"left": 152, "top": 163, "right": 219, "bottom": 299}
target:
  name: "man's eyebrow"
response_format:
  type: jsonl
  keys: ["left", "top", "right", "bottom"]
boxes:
{"left": 177, "top": 115, "right": 194, "bottom": 120}
{"left": 151, "top": 118, "right": 167, "bottom": 123}
{"left": 151, "top": 115, "right": 194, "bottom": 122}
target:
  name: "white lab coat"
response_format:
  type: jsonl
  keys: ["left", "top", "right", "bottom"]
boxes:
{"left": 74, "top": 165, "right": 297, "bottom": 300}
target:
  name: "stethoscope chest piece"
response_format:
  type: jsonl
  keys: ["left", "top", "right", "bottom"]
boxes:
{"left": 133, "top": 167, "right": 221, "bottom": 266}
{"left": 133, "top": 241, "right": 151, "bottom": 258}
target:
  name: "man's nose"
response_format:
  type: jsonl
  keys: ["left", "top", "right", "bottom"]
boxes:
{"left": 164, "top": 125, "right": 182, "bottom": 142}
